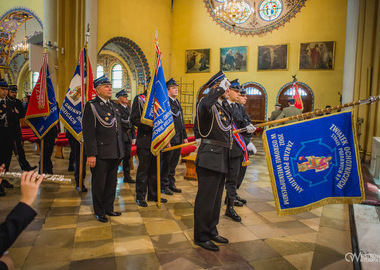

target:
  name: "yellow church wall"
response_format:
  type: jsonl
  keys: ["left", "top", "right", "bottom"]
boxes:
{"left": 170, "top": 0, "right": 348, "bottom": 118}
{"left": 97, "top": 0, "right": 173, "bottom": 82}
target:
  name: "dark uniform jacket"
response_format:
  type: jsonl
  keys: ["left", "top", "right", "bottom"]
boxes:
{"left": 130, "top": 94, "right": 152, "bottom": 150}
{"left": 194, "top": 87, "right": 232, "bottom": 174}
{"left": 0, "top": 202, "right": 37, "bottom": 255}
{"left": 9, "top": 97, "right": 25, "bottom": 137}
{"left": 230, "top": 102, "right": 247, "bottom": 158}
{"left": 169, "top": 97, "right": 187, "bottom": 144}
{"left": 235, "top": 103, "right": 252, "bottom": 145}
{"left": 82, "top": 96, "right": 124, "bottom": 159}
{"left": 116, "top": 103, "right": 136, "bottom": 144}
{"left": 0, "top": 98, "right": 17, "bottom": 130}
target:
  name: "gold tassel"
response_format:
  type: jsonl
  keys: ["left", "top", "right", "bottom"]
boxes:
{"left": 242, "top": 160, "right": 250, "bottom": 167}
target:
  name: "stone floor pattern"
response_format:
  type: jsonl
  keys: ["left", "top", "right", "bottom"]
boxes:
{"left": 0, "top": 137, "right": 354, "bottom": 270}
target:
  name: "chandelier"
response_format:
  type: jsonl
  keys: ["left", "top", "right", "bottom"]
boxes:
{"left": 213, "top": 0, "right": 255, "bottom": 28}
{"left": 11, "top": 13, "right": 29, "bottom": 58}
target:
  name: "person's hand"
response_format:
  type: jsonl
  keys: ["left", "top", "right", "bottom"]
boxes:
{"left": 166, "top": 142, "right": 171, "bottom": 148}
{"left": 0, "top": 253, "right": 14, "bottom": 270}
{"left": 196, "top": 138, "right": 201, "bottom": 144}
{"left": 245, "top": 124, "right": 256, "bottom": 133}
{"left": 183, "top": 139, "right": 189, "bottom": 144}
{"left": 219, "top": 78, "right": 231, "bottom": 91}
{"left": 132, "top": 139, "right": 136, "bottom": 145}
{"left": 247, "top": 142, "right": 257, "bottom": 155}
{"left": 19, "top": 171, "right": 43, "bottom": 207}
{"left": 87, "top": 156, "right": 96, "bottom": 168}
{"left": 0, "top": 163, "right": 5, "bottom": 185}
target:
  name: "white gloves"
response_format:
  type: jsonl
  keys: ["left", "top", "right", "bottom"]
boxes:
{"left": 132, "top": 139, "right": 136, "bottom": 145}
{"left": 247, "top": 142, "right": 257, "bottom": 155}
{"left": 245, "top": 124, "right": 256, "bottom": 133}
{"left": 219, "top": 78, "right": 231, "bottom": 91}
{"left": 196, "top": 138, "right": 201, "bottom": 144}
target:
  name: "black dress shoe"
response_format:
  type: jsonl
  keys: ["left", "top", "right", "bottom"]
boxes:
{"left": 211, "top": 235, "right": 229, "bottom": 243}
{"left": 169, "top": 186, "right": 182, "bottom": 193}
{"left": 225, "top": 206, "right": 242, "bottom": 222}
{"left": 106, "top": 211, "right": 121, "bottom": 216}
{"left": 95, "top": 215, "right": 108, "bottom": 222}
{"left": 161, "top": 187, "right": 173, "bottom": 195}
{"left": 194, "top": 240, "right": 219, "bottom": 251}
{"left": 123, "top": 175, "right": 135, "bottom": 183}
{"left": 233, "top": 200, "right": 244, "bottom": 207}
{"left": 136, "top": 200, "right": 148, "bottom": 207}
{"left": 236, "top": 195, "right": 247, "bottom": 204}
{"left": 76, "top": 186, "right": 88, "bottom": 192}
{"left": 2, "top": 180, "right": 13, "bottom": 188}
{"left": 148, "top": 198, "right": 168, "bottom": 203}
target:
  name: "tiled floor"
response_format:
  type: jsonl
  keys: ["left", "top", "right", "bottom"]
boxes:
{"left": 1, "top": 137, "right": 358, "bottom": 269}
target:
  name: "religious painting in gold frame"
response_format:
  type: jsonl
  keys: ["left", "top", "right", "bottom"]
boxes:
{"left": 185, "top": 49, "right": 210, "bottom": 73}
{"left": 299, "top": 41, "right": 335, "bottom": 70}
{"left": 257, "top": 44, "right": 288, "bottom": 71}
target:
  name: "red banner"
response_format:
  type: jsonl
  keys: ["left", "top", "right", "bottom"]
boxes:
{"left": 293, "top": 81, "right": 303, "bottom": 110}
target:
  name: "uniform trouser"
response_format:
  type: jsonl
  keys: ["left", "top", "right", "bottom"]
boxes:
{"left": 194, "top": 166, "right": 226, "bottom": 242}
{"left": 236, "top": 165, "right": 247, "bottom": 189}
{"left": 38, "top": 137, "right": 55, "bottom": 174}
{"left": 72, "top": 140, "right": 87, "bottom": 186}
{"left": 136, "top": 147, "right": 157, "bottom": 201}
{"left": 122, "top": 141, "right": 132, "bottom": 178}
{"left": 91, "top": 158, "right": 120, "bottom": 216}
{"left": 68, "top": 139, "right": 75, "bottom": 168}
{"left": 225, "top": 155, "right": 242, "bottom": 201}
{"left": 13, "top": 134, "right": 32, "bottom": 170}
{"left": 161, "top": 146, "right": 181, "bottom": 189}
{"left": 0, "top": 128, "right": 13, "bottom": 171}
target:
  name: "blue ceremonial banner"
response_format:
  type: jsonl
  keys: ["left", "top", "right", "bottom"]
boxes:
{"left": 26, "top": 58, "right": 59, "bottom": 139}
{"left": 59, "top": 48, "right": 95, "bottom": 141}
{"left": 27, "top": 65, "right": 58, "bottom": 138}
{"left": 263, "top": 111, "right": 364, "bottom": 216}
{"left": 141, "top": 47, "right": 175, "bottom": 156}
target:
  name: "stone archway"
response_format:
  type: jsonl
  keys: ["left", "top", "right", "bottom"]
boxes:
{"left": 98, "top": 37, "right": 151, "bottom": 98}
{"left": 277, "top": 82, "right": 314, "bottom": 113}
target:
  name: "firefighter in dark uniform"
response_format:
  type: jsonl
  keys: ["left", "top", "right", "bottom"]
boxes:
{"left": 8, "top": 85, "right": 37, "bottom": 171}
{"left": 235, "top": 87, "right": 256, "bottom": 205}
{"left": 82, "top": 75, "right": 124, "bottom": 222}
{"left": 0, "top": 80, "right": 17, "bottom": 196}
{"left": 131, "top": 78, "right": 167, "bottom": 207}
{"left": 193, "top": 71, "right": 231, "bottom": 252}
{"left": 223, "top": 79, "right": 255, "bottom": 222}
{"left": 115, "top": 89, "right": 136, "bottom": 183}
{"left": 161, "top": 78, "right": 188, "bottom": 195}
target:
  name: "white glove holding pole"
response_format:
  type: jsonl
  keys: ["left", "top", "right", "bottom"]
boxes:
{"left": 247, "top": 142, "right": 257, "bottom": 155}
{"left": 219, "top": 78, "right": 231, "bottom": 91}
{"left": 245, "top": 124, "right": 256, "bottom": 133}
{"left": 196, "top": 138, "right": 201, "bottom": 144}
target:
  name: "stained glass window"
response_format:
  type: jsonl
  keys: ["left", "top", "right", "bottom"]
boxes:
{"left": 258, "top": 0, "right": 283, "bottom": 22}
{"left": 32, "top": 71, "right": 39, "bottom": 89}
{"left": 111, "top": 64, "right": 122, "bottom": 89}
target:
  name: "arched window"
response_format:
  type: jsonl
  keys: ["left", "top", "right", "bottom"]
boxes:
{"left": 111, "top": 64, "right": 122, "bottom": 89}
{"left": 96, "top": 65, "right": 104, "bottom": 79}
{"left": 278, "top": 82, "right": 314, "bottom": 112}
{"left": 31, "top": 71, "right": 39, "bottom": 89}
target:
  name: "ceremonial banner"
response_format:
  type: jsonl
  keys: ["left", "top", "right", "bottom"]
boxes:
{"left": 59, "top": 48, "right": 96, "bottom": 141}
{"left": 141, "top": 45, "right": 175, "bottom": 156}
{"left": 263, "top": 111, "right": 364, "bottom": 216}
{"left": 293, "top": 81, "right": 303, "bottom": 110}
{"left": 25, "top": 53, "right": 59, "bottom": 139}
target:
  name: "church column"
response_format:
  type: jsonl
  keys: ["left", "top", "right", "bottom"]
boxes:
{"left": 342, "top": 0, "right": 360, "bottom": 104}
{"left": 85, "top": 0, "right": 98, "bottom": 79}
{"left": 43, "top": 0, "right": 59, "bottom": 100}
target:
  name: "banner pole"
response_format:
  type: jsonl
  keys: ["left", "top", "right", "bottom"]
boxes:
{"left": 40, "top": 139, "right": 44, "bottom": 173}
{"left": 162, "top": 141, "right": 197, "bottom": 152}
{"left": 157, "top": 153, "right": 161, "bottom": 208}
{"left": 234, "top": 95, "right": 380, "bottom": 134}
